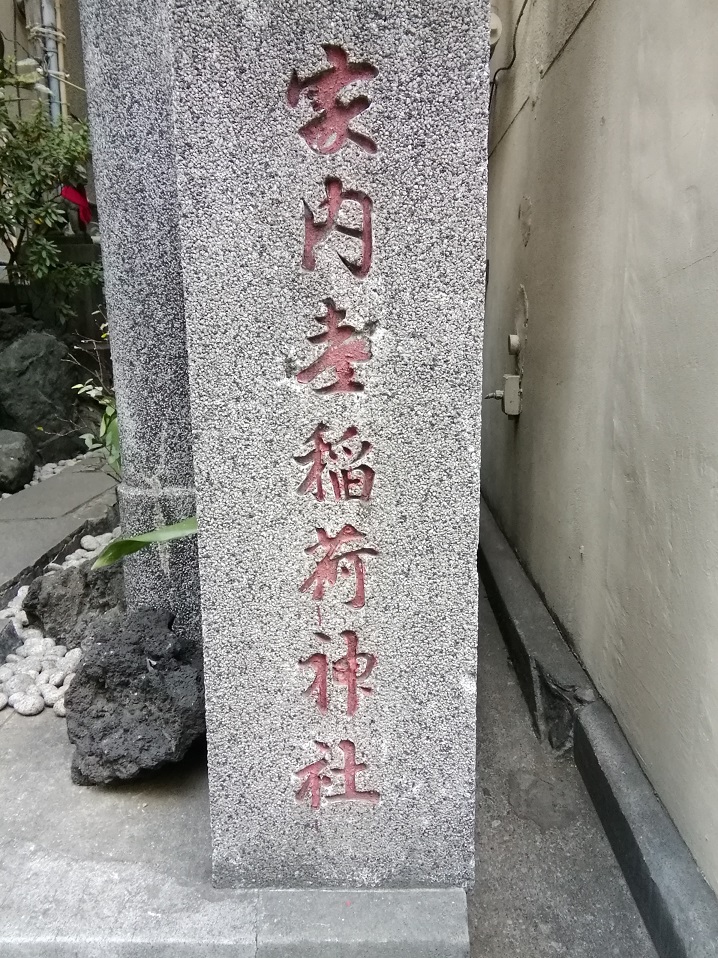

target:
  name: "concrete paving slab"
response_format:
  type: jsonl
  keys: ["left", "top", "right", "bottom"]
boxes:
{"left": 0, "top": 709, "right": 213, "bottom": 879}
{"left": 0, "top": 459, "right": 115, "bottom": 521}
{"left": 0, "top": 458, "right": 117, "bottom": 605}
{"left": 2, "top": 839, "right": 258, "bottom": 958}
{"left": 0, "top": 710, "right": 256, "bottom": 957}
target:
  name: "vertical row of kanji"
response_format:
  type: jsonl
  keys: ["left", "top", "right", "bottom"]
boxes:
{"left": 288, "top": 45, "right": 382, "bottom": 809}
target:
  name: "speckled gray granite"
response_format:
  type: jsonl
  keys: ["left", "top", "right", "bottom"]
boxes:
{"left": 170, "top": 1, "right": 489, "bottom": 887}
{"left": 78, "top": 0, "right": 200, "bottom": 627}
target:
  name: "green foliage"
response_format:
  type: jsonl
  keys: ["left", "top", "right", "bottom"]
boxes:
{"left": 69, "top": 308, "right": 118, "bottom": 474}
{"left": 73, "top": 379, "right": 121, "bottom": 477}
{"left": 92, "top": 517, "right": 199, "bottom": 570}
{"left": 0, "top": 54, "right": 100, "bottom": 322}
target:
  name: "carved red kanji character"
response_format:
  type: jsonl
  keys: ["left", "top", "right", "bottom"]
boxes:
{"left": 333, "top": 630, "right": 376, "bottom": 716}
{"left": 296, "top": 299, "right": 371, "bottom": 394}
{"left": 299, "top": 631, "right": 332, "bottom": 713}
{"left": 327, "top": 740, "right": 380, "bottom": 804}
{"left": 303, "top": 178, "right": 373, "bottom": 279}
{"left": 294, "top": 741, "right": 333, "bottom": 809}
{"left": 300, "top": 524, "right": 378, "bottom": 609}
{"left": 287, "top": 44, "right": 378, "bottom": 156}
{"left": 298, "top": 651, "right": 330, "bottom": 712}
{"left": 295, "top": 423, "right": 375, "bottom": 501}
{"left": 294, "top": 740, "right": 380, "bottom": 807}
{"left": 300, "top": 630, "right": 376, "bottom": 715}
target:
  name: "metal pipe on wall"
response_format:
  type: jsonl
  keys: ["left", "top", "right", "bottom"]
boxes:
{"left": 39, "top": 0, "right": 62, "bottom": 121}
{"left": 26, "top": 0, "right": 64, "bottom": 121}
{"left": 53, "top": 0, "right": 69, "bottom": 119}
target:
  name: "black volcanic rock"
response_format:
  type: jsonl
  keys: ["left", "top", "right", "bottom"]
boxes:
{"left": 65, "top": 606, "right": 205, "bottom": 785}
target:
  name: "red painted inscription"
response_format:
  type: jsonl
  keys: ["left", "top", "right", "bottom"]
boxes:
{"left": 287, "top": 45, "right": 378, "bottom": 156}
{"left": 300, "top": 524, "right": 378, "bottom": 609}
{"left": 300, "top": 630, "right": 377, "bottom": 715}
{"left": 296, "top": 299, "right": 371, "bottom": 393}
{"left": 286, "top": 40, "right": 382, "bottom": 812}
{"left": 303, "top": 177, "right": 373, "bottom": 279}
{"left": 295, "top": 423, "right": 374, "bottom": 501}
{"left": 295, "top": 740, "right": 380, "bottom": 808}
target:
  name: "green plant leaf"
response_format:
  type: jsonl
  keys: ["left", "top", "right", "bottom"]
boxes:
{"left": 92, "top": 517, "right": 198, "bottom": 570}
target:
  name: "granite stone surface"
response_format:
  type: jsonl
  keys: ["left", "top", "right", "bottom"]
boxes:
{"left": 173, "top": 0, "right": 488, "bottom": 886}
{"left": 119, "top": 484, "right": 201, "bottom": 625}
{"left": 171, "top": 0, "right": 489, "bottom": 886}
{"left": 78, "top": 0, "right": 200, "bottom": 627}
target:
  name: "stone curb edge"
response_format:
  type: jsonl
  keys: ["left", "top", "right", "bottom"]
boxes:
{"left": 479, "top": 495, "right": 718, "bottom": 958}
{"left": 575, "top": 702, "right": 718, "bottom": 958}
{"left": 478, "top": 496, "right": 596, "bottom": 751}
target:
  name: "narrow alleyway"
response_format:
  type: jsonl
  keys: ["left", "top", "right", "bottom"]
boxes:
{"left": 471, "top": 584, "right": 657, "bottom": 956}
{"left": 1, "top": 569, "right": 659, "bottom": 954}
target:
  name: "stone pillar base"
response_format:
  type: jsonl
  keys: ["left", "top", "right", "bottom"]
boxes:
{"left": 117, "top": 482, "right": 201, "bottom": 630}
{"left": 2, "top": 712, "right": 469, "bottom": 957}
{"left": 3, "top": 869, "right": 469, "bottom": 958}
{"left": 256, "top": 888, "right": 470, "bottom": 958}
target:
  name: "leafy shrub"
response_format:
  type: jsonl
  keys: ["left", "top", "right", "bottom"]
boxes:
{"left": 0, "top": 53, "right": 101, "bottom": 323}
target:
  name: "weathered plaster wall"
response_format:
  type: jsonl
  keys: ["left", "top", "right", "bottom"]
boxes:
{"left": 59, "top": 0, "right": 88, "bottom": 119}
{"left": 0, "top": 5, "right": 36, "bottom": 118}
{"left": 484, "top": 0, "right": 718, "bottom": 891}
{"left": 0, "top": 4, "right": 29, "bottom": 65}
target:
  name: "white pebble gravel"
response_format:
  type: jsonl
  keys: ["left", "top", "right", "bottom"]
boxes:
{"left": 0, "top": 522, "right": 120, "bottom": 718}
{"left": 43, "top": 669, "right": 66, "bottom": 687}
{"left": 10, "top": 691, "right": 46, "bottom": 715}
{"left": 65, "top": 648, "right": 83, "bottom": 668}
{"left": 39, "top": 684, "right": 65, "bottom": 706}
{"left": 5, "top": 673, "right": 36, "bottom": 695}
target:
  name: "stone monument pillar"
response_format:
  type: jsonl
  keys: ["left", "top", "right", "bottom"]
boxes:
{"left": 79, "top": 0, "right": 200, "bottom": 628}
{"left": 171, "top": 0, "right": 487, "bottom": 905}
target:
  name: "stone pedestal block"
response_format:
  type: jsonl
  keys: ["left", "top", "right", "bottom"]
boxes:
{"left": 171, "top": 0, "right": 488, "bottom": 889}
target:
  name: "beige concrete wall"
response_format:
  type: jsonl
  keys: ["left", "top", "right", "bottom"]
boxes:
{"left": 1, "top": 0, "right": 86, "bottom": 118}
{"left": 484, "top": 0, "right": 718, "bottom": 891}
{"left": 0, "top": 2, "right": 28, "bottom": 59}
{"left": 1, "top": 1, "right": 36, "bottom": 116}
{"left": 58, "top": 0, "right": 87, "bottom": 118}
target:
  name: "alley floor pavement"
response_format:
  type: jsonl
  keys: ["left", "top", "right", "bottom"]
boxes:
{"left": 472, "top": 583, "right": 657, "bottom": 956}
{"left": 0, "top": 579, "right": 657, "bottom": 955}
